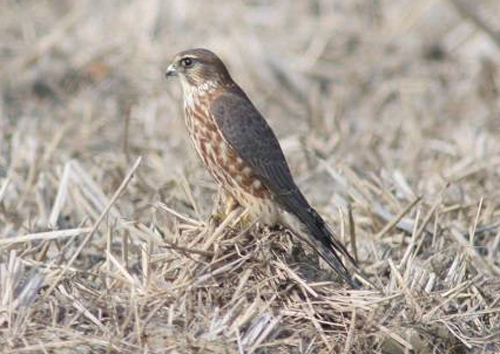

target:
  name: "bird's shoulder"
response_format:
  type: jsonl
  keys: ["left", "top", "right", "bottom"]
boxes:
{"left": 210, "top": 86, "right": 263, "bottom": 125}
{"left": 209, "top": 86, "right": 283, "bottom": 162}
{"left": 209, "top": 85, "right": 300, "bottom": 196}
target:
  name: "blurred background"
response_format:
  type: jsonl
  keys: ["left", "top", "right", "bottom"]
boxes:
{"left": 1, "top": 0, "right": 499, "bottom": 214}
{"left": 1, "top": 1, "right": 500, "bottom": 352}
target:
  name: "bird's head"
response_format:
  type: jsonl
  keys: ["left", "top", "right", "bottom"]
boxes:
{"left": 165, "top": 48, "right": 232, "bottom": 93}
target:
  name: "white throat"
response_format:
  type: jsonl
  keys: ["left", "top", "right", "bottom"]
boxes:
{"left": 179, "top": 76, "right": 220, "bottom": 108}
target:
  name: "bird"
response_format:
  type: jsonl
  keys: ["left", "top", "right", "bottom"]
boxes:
{"left": 165, "top": 48, "right": 358, "bottom": 288}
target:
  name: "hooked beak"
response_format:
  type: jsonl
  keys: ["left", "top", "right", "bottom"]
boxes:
{"left": 165, "top": 64, "right": 177, "bottom": 78}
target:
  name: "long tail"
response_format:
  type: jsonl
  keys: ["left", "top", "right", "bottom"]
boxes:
{"left": 277, "top": 191, "right": 358, "bottom": 288}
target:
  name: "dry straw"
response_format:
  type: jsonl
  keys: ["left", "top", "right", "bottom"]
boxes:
{"left": 1, "top": 0, "right": 500, "bottom": 352}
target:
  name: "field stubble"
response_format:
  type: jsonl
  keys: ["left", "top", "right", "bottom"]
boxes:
{"left": 1, "top": 0, "right": 500, "bottom": 353}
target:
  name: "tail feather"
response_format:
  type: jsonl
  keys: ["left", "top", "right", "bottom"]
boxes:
{"left": 277, "top": 191, "right": 358, "bottom": 288}
{"left": 304, "top": 208, "right": 358, "bottom": 288}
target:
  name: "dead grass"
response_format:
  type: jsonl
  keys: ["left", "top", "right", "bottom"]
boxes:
{"left": 1, "top": 0, "right": 500, "bottom": 353}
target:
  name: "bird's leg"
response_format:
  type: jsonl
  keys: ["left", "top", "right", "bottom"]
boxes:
{"left": 211, "top": 193, "right": 240, "bottom": 224}
{"left": 231, "top": 207, "right": 250, "bottom": 228}
{"left": 231, "top": 207, "right": 263, "bottom": 230}
{"left": 224, "top": 194, "right": 239, "bottom": 216}
{"left": 215, "top": 192, "right": 254, "bottom": 229}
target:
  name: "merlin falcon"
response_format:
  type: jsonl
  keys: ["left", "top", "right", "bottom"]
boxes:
{"left": 165, "top": 48, "right": 357, "bottom": 288}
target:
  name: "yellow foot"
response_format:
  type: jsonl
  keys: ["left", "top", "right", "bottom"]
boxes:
{"left": 210, "top": 212, "right": 226, "bottom": 226}
{"left": 231, "top": 208, "right": 256, "bottom": 229}
{"left": 208, "top": 193, "right": 239, "bottom": 226}
{"left": 210, "top": 194, "right": 256, "bottom": 229}
{"left": 210, "top": 209, "right": 255, "bottom": 230}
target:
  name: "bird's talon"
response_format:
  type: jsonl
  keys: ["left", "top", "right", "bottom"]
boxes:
{"left": 210, "top": 212, "right": 226, "bottom": 226}
{"left": 224, "top": 195, "right": 239, "bottom": 216}
{"left": 231, "top": 210, "right": 254, "bottom": 229}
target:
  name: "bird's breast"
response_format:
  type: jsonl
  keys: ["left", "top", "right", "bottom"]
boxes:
{"left": 183, "top": 96, "right": 268, "bottom": 202}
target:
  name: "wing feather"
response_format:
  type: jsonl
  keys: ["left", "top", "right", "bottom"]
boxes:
{"left": 210, "top": 88, "right": 357, "bottom": 287}
{"left": 210, "top": 89, "right": 294, "bottom": 194}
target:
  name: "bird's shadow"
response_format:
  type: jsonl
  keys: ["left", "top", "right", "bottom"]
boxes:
{"left": 266, "top": 225, "right": 350, "bottom": 285}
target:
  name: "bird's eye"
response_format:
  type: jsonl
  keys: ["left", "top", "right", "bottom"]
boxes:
{"left": 181, "top": 58, "right": 194, "bottom": 68}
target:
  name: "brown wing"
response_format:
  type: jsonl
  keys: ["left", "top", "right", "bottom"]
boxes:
{"left": 210, "top": 88, "right": 296, "bottom": 196}
{"left": 210, "top": 88, "right": 357, "bottom": 287}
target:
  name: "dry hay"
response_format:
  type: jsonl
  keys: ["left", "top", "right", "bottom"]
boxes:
{"left": 1, "top": 0, "right": 500, "bottom": 353}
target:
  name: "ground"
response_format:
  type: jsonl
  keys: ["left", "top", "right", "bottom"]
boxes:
{"left": 1, "top": 0, "right": 500, "bottom": 353}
